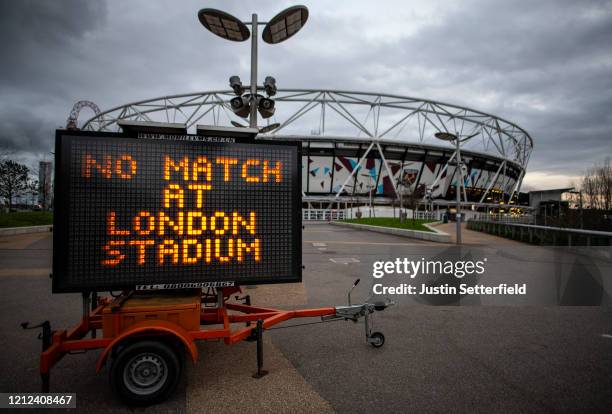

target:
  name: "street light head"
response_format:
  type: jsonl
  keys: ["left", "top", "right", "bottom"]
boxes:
{"left": 198, "top": 8, "right": 250, "bottom": 42}
{"left": 263, "top": 76, "right": 277, "bottom": 97}
{"left": 434, "top": 132, "right": 458, "bottom": 141}
{"left": 262, "top": 5, "right": 309, "bottom": 44}
{"left": 229, "top": 75, "right": 244, "bottom": 96}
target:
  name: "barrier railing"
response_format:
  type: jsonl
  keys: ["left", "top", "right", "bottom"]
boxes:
{"left": 467, "top": 220, "right": 612, "bottom": 246}
{"left": 471, "top": 213, "right": 534, "bottom": 224}
{"left": 414, "top": 211, "right": 439, "bottom": 221}
{"left": 302, "top": 209, "right": 347, "bottom": 221}
{"left": 302, "top": 208, "right": 441, "bottom": 222}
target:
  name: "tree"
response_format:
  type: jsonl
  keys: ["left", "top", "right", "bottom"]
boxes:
{"left": 0, "top": 160, "right": 30, "bottom": 210}
{"left": 596, "top": 157, "right": 612, "bottom": 211}
{"left": 397, "top": 171, "right": 419, "bottom": 224}
{"left": 580, "top": 157, "right": 612, "bottom": 210}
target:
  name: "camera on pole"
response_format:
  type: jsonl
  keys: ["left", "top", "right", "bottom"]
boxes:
{"left": 257, "top": 96, "right": 275, "bottom": 118}
{"left": 263, "top": 76, "right": 277, "bottom": 96}
{"left": 229, "top": 75, "right": 245, "bottom": 95}
{"left": 230, "top": 95, "right": 251, "bottom": 118}
{"left": 229, "top": 75, "right": 277, "bottom": 120}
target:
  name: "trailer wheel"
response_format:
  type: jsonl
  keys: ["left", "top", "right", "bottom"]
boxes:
{"left": 369, "top": 332, "right": 385, "bottom": 348}
{"left": 110, "top": 340, "right": 181, "bottom": 406}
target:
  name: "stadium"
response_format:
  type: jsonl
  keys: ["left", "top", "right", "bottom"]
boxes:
{"left": 79, "top": 89, "right": 533, "bottom": 215}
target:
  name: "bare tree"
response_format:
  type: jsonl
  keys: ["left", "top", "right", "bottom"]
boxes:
{"left": 597, "top": 157, "right": 611, "bottom": 210}
{"left": 582, "top": 169, "right": 597, "bottom": 209}
{"left": 397, "top": 171, "right": 419, "bottom": 224}
{"left": 28, "top": 178, "right": 39, "bottom": 207}
{"left": 580, "top": 157, "right": 612, "bottom": 210}
{"left": 0, "top": 160, "right": 30, "bottom": 210}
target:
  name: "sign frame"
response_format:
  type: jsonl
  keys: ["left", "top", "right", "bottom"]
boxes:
{"left": 52, "top": 129, "right": 302, "bottom": 293}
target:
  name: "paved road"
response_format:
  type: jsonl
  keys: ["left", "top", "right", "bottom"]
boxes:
{"left": 0, "top": 225, "right": 611, "bottom": 413}
{"left": 274, "top": 224, "right": 612, "bottom": 413}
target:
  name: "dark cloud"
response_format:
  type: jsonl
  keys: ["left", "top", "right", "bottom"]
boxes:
{"left": 0, "top": 0, "right": 108, "bottom": 159}
{"left": 0, "top": 0, "right": 107, "bottom": 91}
{"left": 0, "top": 0, "right": 611, "bottom": 188}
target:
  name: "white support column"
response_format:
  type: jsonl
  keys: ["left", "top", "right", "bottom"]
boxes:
{"left": 375, "top": 141, "right": 400, "bottom": 198}
{"left": 334, "top": 142, "right": 375, "bottom": 198}
{"left": 509, "top": 169, "right": 525, "bottom": 202}
{"left": 479, "top": 160, "right": 506, "bottom": 204}
{"left": 430, "top": 150, "right": 457, "bottom": 195}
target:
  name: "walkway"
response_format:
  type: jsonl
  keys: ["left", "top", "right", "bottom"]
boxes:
{"left": 433, "top": 221, "right": 524, "bottom": 245}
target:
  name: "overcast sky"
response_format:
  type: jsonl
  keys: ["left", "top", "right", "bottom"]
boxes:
{"left": 1, "top": 0, "right": 611, "bottom": 189}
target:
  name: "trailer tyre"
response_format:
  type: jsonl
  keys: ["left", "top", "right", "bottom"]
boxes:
{"left": 370, "top": 332, "right": 385, "bottom": 348}
{"left": 110, "top": 340, "right": 181, "bottom": 406}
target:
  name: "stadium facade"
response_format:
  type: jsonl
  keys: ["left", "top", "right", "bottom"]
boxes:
{"left": 81, "top": 89, "right": 533, "bottom": 209}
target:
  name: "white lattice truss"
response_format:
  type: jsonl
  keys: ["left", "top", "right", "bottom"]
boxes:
{"left": 82, "top": 89, "right": 533, "bottom": 203}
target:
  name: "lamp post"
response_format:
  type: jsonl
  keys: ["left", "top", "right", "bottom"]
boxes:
{"left": 434, "top": 131, "right": 476, "bottom": 244}
{"left": 198, "top": 6, "right": 309, "bottom": 129}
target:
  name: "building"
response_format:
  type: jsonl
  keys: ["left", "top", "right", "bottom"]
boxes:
{"left": 529, "top": 187, "right": 573, "bottom": 216}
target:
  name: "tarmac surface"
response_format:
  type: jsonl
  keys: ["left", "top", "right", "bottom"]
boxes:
{"left": 0, "top": 225, "right": 611, "bottom": 413}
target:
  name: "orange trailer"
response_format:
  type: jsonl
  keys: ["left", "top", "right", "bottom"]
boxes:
{"left": 23, "top": 284, "right": 391, "bottom": 405}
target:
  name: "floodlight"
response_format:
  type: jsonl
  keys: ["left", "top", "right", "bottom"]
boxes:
{"left": 229, "top": 75, "right": 244, "bottom": 95}
{"left": 198, "top": 6, "right": 309, "bottom": 127}
{"left": 230, "top": 96, "right": 251, "bottom": 118}
{"left": 259, "top": 123, "right": 281, "bottom": 134}
{"left": 262, "top": 5, "right": 309, "bottom": 44}
{"left": 434, "top": 132, "right": 458, "bottom": 141}
{"left": 258, "top": 97, "right": 275, "bottom": 118}
{"left": 263, "top": 76, "right": 277, "bottom": 96}
{"left": 197, "top": 9, "right": 250, "bottom": 42}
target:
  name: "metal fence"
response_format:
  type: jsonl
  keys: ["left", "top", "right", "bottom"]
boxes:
{"left": 302, "top": 209, "right": 347, "bottom": 221}
{"left": 467, "top": 220, "right": 612, "bottom": 246}
{"left": 470, "top": 213, "right": 535, "bottom": 224}
{"left": 302, "top": 208, "right": 442, "bottom": 222}
{"left": 414, "top": 211, "right": 439, "bottom": 221}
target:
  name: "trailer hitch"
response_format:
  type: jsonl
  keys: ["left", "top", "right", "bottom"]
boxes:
{"left": 322, "top": 279, "right": 395, "bottom": 348}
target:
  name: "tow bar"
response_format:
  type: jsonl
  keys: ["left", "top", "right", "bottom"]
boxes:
{"left": 322, "top": 279, "right": 395, "bottom": 348}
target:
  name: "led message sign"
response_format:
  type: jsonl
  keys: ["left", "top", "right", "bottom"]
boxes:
{"left": 53, "top": 130, "right": 301, "bottom": 292}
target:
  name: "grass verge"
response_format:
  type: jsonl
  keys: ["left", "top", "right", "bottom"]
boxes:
{"left": 0, "top": 211, "right": 53, "bottom": 228}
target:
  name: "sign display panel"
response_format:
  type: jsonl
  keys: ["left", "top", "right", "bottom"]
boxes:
{"left": 53, "top": 130, "right": 301, "bottom": 292}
